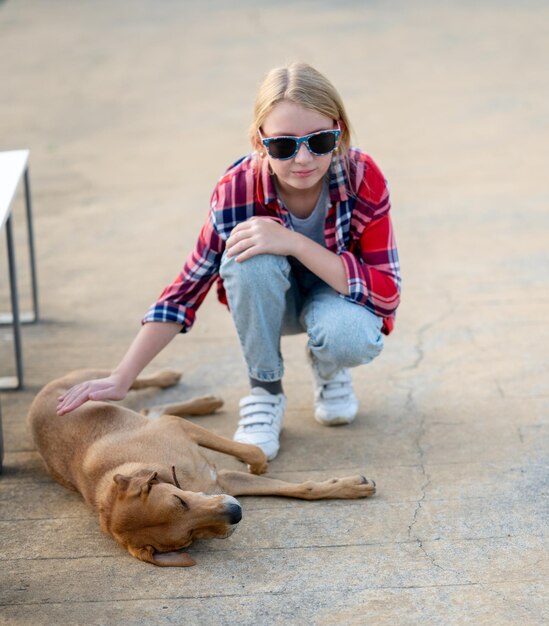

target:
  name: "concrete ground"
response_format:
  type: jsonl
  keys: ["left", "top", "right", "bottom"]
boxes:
{"left": 0, "top": 1, "right": 547, "bottom": 624}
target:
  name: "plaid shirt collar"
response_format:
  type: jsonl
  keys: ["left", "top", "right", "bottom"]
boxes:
{"left": 258, "top": 153, "right": 350, "bottom": 208}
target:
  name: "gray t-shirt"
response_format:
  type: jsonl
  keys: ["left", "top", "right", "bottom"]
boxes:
{"left": 286, "top": 178, "right": 330, "bottom": 246}
{"left": 278, "top": 178, "right": 330, "bottom": 285}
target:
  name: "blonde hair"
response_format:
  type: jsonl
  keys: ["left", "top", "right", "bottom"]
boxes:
{"left": 249, "top": 62, "right": 352, "bottom": 156}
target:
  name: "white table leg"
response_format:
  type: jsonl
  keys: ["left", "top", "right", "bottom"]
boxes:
{"left": 0, "top": 214, "right": 24, "bottom": 390}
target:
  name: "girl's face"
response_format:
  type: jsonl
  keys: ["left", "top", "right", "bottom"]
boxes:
{"left": 259, "top": 100, "right": 337, "bottom": 195}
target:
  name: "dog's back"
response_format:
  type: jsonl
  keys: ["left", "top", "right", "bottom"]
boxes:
{"left": 27, "top": 370, "right": 148, "bottom": 497}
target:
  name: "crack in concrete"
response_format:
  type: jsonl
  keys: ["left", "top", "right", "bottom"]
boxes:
{"left": 496, "top": 379, "right": 506, "bottom": 398}
{"left": 3, "top": 579, "right": 545, "bottom": 607}
{"left": 478, "top": 581, "right": 538, "bottom": 619}
{"left": 404, "top": 395, "right": 469, "bottom": 578}
{"left": 464, "top": 326, "right": 481, "bottom": 348}
{"left": 403, "top": 289, "right": 455, "bottom": 372}
{"left": 416, "top": 538, "right": 446, "bottom": 573}
{"left": 406, "top": 463, "right": 455, "bottom": 575}
{"left": 397, "top": 287, "right": 531, "bottom": 582}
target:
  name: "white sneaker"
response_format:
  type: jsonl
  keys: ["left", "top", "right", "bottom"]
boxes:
{"left": 233, "top": 388, "right": 286, "bottom": 461}
{"left": 312, "top": 367, "right": 358, "bottom": 426}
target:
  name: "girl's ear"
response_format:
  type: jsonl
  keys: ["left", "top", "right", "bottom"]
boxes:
{"left": 250, "top": 132, "right": 263, "bottom": 155}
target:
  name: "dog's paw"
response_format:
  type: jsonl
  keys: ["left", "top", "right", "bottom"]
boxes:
{"left": 184, "top": 396, "right": 224, "bottom": 415}
{"left": 247, "top": 460, "right": 268, "bottom": 475}
{"left": 245, "top": 447, "right": 268, "bottom": 475}
{"left": 153, "top": 370, "right": 183, "bottom": 388}
{"left": 331, "top": 475, "right": 376, "bottom": 498}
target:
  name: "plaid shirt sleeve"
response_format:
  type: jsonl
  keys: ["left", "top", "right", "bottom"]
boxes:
{"left": 338, "top": 160, "right": 401, "bottom": 328}
{"left": 142, "top": 212, "right": 225, "bottom": 333}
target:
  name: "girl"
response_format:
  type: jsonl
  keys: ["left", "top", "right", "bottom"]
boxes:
{"left": 57, "top": 62, "right": 401, "bottom": 461}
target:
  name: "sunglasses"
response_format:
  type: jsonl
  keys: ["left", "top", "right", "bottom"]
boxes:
{"left": 258, "top": 125, "right": 341, "bottom": 160}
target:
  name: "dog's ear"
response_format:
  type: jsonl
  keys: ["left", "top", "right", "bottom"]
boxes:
{"left": 113, "top": 474, "right": 131, "bottom": 492}
{"left": 113, "top": 472, "right": 158, "bottom": 497}
{"left": 140, "top": 471, "right": 159, "bottom": 496}
{"left": 129, "top": 544, "right": 196, "bottom": 567}
{"left": 151, "top": 550, "right": 196, "bottom": 567}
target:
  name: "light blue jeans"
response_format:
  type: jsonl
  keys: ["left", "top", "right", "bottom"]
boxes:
{"left": 219, "top": 252, "right": 384, "bottom": 382}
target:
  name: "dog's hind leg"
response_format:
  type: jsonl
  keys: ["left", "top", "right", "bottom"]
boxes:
{"left": 129, "top": 370, "right": 182, "bottom": 390}
{"left": 141, "top": 396, "right": 223, "bottom": 418}
{"left": 216, "top": 470, "right": 376, "bottom": 500}
{"left": 158, "top": 415, "right": 268, "bottom": 475}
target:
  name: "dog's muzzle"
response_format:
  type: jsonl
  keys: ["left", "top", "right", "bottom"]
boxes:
{"left": 223, "top": 495, "right": 243, "bottom": 525}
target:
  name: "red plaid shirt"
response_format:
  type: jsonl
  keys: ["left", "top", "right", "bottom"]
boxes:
{"left": 143, "top": 148, "right": 401, "bottom": 335}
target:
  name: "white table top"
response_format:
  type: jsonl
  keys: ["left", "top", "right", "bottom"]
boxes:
{"left": 0, "top": 149, "right": 30, "bottom": 230}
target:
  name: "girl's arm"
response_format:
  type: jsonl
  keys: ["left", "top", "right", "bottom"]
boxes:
{"left": 338, "top": 213, "right": 401, "bottom": 318}
{"left": 58, "top": 197, "right": 227, "bottom": 416}
{"left": 226, "top": 217, "right": 349, "bottom": 294}
{"left": 289, "top": 233, "right": 349, "bottom": 294}
{"left": 56, "top": 322, "right": 182, "bottom": 415}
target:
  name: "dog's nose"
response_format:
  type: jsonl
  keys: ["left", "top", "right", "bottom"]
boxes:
{"left": 226, "top": 501, "right": 242, "bottom": 525}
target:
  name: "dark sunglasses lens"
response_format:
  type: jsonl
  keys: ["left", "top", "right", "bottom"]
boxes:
{"left": 267, "top": 138, "right": 297, "bottom": 159}
{"left": 308, "top": 132, "right": 337, "bottom": 155}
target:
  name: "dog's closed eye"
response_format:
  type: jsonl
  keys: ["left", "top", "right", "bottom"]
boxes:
{"left": 175, "top": 496, "right": 189, "bottom": 510}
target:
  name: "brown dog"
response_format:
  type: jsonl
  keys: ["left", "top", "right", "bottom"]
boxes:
{"left": 28, "top": 369, "right": 376, "bottom": 567}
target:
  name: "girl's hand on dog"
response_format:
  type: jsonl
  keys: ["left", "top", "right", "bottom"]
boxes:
{"left": 57, "top": 374, "right": 130, "bottom": 415}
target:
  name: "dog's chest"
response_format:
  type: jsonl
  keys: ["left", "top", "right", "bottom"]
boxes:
{"left": 204, "top": 462, "right": 217, "bottom": 482}
{"left": 174, "top": 460, "right": 220, "bottom": 494}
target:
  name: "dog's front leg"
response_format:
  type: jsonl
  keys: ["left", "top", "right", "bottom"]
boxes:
{"left": 216, "top": 470, "right": 376, "bottom": 500}
{"left": 159, "top": 415, "right": 268, "bottom": 475}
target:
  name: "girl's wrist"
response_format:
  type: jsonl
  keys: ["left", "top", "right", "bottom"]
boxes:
{"left": 289, "top": 230, "right": 306, "bottom": 258}
{"left": 111, "top": 366, "right": 135, "bottom": 391}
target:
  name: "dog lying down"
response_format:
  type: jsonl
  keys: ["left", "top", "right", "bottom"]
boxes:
{"left": 28, "top": 369, "right": 376, "bottom": 567}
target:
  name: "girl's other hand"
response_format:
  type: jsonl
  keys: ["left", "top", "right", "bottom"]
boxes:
{"left": 226, "top": 217, "right": 297, "bottom": 262}
{"left": 56, "top": 373, "right": 130, "bottom": 415}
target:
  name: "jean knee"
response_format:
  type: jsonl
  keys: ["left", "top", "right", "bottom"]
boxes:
{"left": 310, "top": 316, "right": 384, "bottom": 367}
{"left": 220, "top": 252, "right": 289, "bottom": 288}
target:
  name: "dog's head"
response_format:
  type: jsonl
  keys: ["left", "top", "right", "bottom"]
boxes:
{"left": 100, "top": 470, "right": 242, "bottom": 567}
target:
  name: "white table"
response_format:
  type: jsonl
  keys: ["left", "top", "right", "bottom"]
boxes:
{"left": 0, "top": 150, "right": 39, "bottom": 386}
{"left": 0, "top": 149, "right": 39, "bottom": 472}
